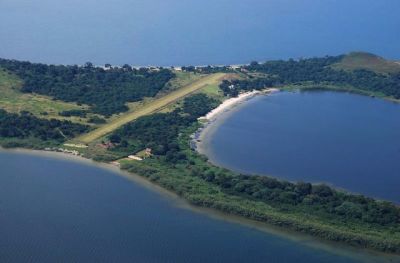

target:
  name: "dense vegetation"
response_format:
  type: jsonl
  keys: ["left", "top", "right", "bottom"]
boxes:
{"left": 187, "top": 65, "right": 234, "bottom": 74}
{"left": 0, "top": 59, "right": 175, "bottom": 116}
{"left": 1, "top": 56, "right": 399, "bottom": 253}
{"left": 182, "top": 93, "right": 220, "bottom": 120}
{"left": 109, "top": 94, "right": 218, "bottom": 162}
{"left": 0, "top": 109, "right": 89, "bottom": 143}
{"left": 195, "top": 171, "right": 399, "bottom": 227}
{"left": 123, "top": 155, "right": 400, "bottom": 253}
{"left": 220, "top": 56, "right": 400, "bottom": 99}
{"left": 59, "top": 109, "right": 88, "bottom": 118}
{"left": 87, "top": 116, "right": 106, "bottom": 124}
{"left": 109, "top": 93, "right": 400, "bottom": 253}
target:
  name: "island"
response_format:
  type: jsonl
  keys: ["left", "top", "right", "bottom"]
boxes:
{"left": 0, "top": 52, "right": 399, "bottom": 254}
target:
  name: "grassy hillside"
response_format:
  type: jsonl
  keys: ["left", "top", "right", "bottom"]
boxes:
{"left": 332, "top": 52, "right": 400, "bottom": 74}
{"left": 163, "top": 71, "right": 204, "bottom": 92}
{"left": 0, "top": 68, "right": 96, "bottom": 124}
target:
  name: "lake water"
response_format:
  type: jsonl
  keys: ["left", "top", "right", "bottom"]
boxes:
{"left": 1, "top": 0, "right": 399, "bottom": 66}
{"left": 0, "top": 150, "right": 397, "bottom": 263}
{"left": 200, "top": 91, "right": 400, "bottom": 203}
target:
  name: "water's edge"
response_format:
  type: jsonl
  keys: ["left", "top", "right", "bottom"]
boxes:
{"left": 1, "top": 147, "right": 398, "bottom": 262}
{"left": 1, "top": 89, "right": 399, "bottom": 261}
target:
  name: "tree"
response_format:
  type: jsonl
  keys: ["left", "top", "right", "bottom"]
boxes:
{"left": 109, "top": 134, "right": 121, "bottom": 143}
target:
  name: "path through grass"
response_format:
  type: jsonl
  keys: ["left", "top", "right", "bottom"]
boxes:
{"left": 76, "top": 73, "right": 227, "bottom": 144}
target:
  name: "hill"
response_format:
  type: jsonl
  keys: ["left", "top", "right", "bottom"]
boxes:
{"left": 0, "top": 59, "right": 175, "bottom": 116}
{"left": 332, "top": 52, "right": 400, "bottom": 74}
{"left": 0, "top": 68, "right": 97, "bottom": 125}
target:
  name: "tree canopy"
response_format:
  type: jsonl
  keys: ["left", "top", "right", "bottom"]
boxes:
{"left": 109, "top": 94, "right": 218, "bottom": 161}
{"left": 0, "top": 59, "right": 175, "bottom": 116}
{"left": 0, "top": 109, "right": 89, "bottom": 142}
{"left": 220, "top": 56, "right": 400, "bottom": 99}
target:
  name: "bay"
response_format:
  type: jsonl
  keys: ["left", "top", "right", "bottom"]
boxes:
{"left": 200, "top": 91, "right": 400, "bottom": 203}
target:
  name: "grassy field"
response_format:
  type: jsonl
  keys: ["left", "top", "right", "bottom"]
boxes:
{"left": 158, "top": 79, "right": 225, "bottom": 114}
{"left": 164, "top": 71, "right": 205, "bottom": 92}
{"left": 200, "top": 83, "right": 224, "bottom": 100}
{"left": 76, "top": 73, "right": 227, "bottom": 144}
{"left": 0, "top": 68, "right": 95, "bottom": 124}
{"left": 332, "top": 52, "right": 400, "bottom": 74}
{"left": 118, "top": 72, "right": 208, "bottom": 116}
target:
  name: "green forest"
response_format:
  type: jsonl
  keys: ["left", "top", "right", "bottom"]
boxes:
{"left": 0, "top": 109, "right": 89, "bottom": 144}
{"left": 109, "top": 94, "right": 218, "bottom": 162}
{"left": 220, "top": 56, "right": 400, "bottom": 99}
{"left": 115, "top": 93, "right": 400, "bottom": 253}
{"left": 0, "top": 59, "right": 175, "bottom": 116}
{"left": 1, "top": 55, "right": 399, "bottom": 253}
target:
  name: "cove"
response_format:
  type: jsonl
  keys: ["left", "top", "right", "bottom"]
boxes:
{"left": 0, "top": 150, "right": 396, "bottom": 262}
{"left": 199, "top": 90, "right": 400, "bottom": 203}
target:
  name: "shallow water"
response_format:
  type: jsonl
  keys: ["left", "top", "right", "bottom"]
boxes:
{"left": 0, "top": 150, "right": 396, "bottom": 262}
{"left": 200, "top": 91, "right": 400, "bottom": 203}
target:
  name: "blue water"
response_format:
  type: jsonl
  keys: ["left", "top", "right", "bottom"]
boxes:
{"left": 0, "top": 0, "right": 399, "bottom": 66}
{"left": 203, "top": 91, "right": 400, "bottom": 203}
{"left": 0, "top": 150, "right": 396, "bottom": 262}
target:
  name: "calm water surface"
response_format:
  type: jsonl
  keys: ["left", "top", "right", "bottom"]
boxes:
{"left": 1, "top": 0, "right": 399, "bottom": 65}
{"left": 0, "top": 150, "right": 396, "bottom": 262}
{"left": 202, "top": 91, "right": 400, "bottom": 203}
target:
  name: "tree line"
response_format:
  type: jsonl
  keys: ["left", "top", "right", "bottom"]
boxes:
{"left": 108, "top": 92, "right": 399, "bottom": 228}
{"left": 0, "top": 109, "right": 89, "bottom": 142}
{"left": 190, "top": 166, "right": 399, "bottom": 226}
{"left": 220, "top": 56, "right": 400, "bottom": 98}
{"left": 0, "top": 59, "right": 175, "bottom": 116}
{"left": 108, "top": 94, "right": 218, "bottom": 162}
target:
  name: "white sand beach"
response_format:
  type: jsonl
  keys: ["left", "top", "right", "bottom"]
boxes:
{"left": 199, "top": 88, "right": 279, "bottom": 121}
{"left": 194, "top": 88, "right": 279, "bottom": 157}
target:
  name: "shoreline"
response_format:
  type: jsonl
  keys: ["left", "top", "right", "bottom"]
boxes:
{"left": 285, "top": 84, "right": 400, "bottom": 104}
{"left": 193, "top": 88, "right": 279, "bottom": 155}
{"left": 1, "top": 89, "right": 400, "bottom": 257}
{"left": 199, "top": 88, "right": 279, "bottom": 121}
{"left": 194, "top": 89, "right": 400, "bottom": 207}
{"left": 1, "top": 147, "right": 397, "bottom": 262}
{"left": 0, "top": 147, "right": 182, "bottom": 202}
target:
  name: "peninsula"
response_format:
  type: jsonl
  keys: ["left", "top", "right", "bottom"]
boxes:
{"left": 0, "top": 52, "right": 399, "bottom": 254}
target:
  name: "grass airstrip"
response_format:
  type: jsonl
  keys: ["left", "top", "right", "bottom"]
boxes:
{"left": 76, "top": 73, "right": 227, "bottom": 144}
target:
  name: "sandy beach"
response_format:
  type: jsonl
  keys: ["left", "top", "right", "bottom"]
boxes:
{"left": 199, "top": 88, "right": 279, "bottom": 121}
{"left": 194, "top": 88, "right": 279, "bottom": 156}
